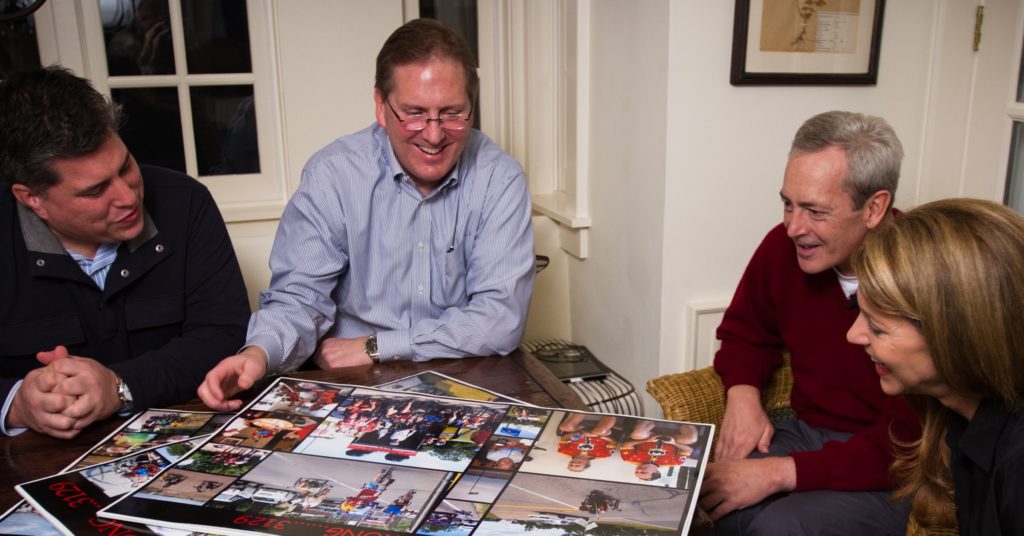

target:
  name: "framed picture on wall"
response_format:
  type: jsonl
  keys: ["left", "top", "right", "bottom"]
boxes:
{"left": 730, "top": 0, "right": 886, "bottom": 85}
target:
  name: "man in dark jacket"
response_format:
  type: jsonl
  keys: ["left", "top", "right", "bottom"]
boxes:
{"left": 0, "top": 66, "right": 249, "bottom": 438}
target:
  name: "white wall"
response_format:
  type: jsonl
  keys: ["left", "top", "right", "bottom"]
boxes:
{"left": 567, "top": 0, "right": 670, "bottom": 415}
{"left": 525, "top": 216, "right": 573, "bottom": 341}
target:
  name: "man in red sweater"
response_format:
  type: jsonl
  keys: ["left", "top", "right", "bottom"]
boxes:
{"left": 699, "top": 111, "right": 920, "bottom": 535}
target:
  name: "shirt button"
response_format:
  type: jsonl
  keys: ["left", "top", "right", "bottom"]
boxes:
{"left": 417, "top": 242, "right": 425, "bottom": 251}
{"left": 417, "top": 284, "right": 425, "bottom": 294}
{"left": 155, "top": 244, "right": 165, "bottom": 253}
{"left": 35, "top": 259, "right": 45, "bottom": 267}
{"left": 120, "top": 269, "right": 130, "bottom": 278}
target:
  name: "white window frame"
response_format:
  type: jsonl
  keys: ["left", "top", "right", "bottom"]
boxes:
{"left": 31, "top": 0, "right": 287, "bottom": 223}
{"left": 477, "top": 0, "right": 591, "bottom": 258}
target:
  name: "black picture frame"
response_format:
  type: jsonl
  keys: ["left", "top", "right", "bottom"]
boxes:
{"left": 730, "top": 0, "right": 885, "bottom": 85}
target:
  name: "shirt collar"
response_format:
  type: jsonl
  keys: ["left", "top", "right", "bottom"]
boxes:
{"left": 833, "top": 267, "right": 859, "bottom": 299}
{"left": 17, "top": 200, "right": 157, "bottom": 255}
{"left": 949, "top": 397, "right": 1012, "bottom": 472}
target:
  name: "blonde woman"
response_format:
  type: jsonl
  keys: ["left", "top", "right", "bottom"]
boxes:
{"left": 847, "top": 198, "right": 1024, "bottom": 535}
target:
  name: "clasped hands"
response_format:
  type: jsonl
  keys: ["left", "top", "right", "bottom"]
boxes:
{"left": 698, "top": 385, "right": 797, "bottom": 521}
{"left": 7, "top": 345, "right": 124, "bottom": 438}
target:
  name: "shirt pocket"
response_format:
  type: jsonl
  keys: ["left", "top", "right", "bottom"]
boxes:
{"left": 125, "top": 293, "right": 184, "bottom": 331}
{"left": 430, "top": 251, "right": 468, "bottom": 309}
{"left": 0, "top": 315, "right": 85, "bottom": 357}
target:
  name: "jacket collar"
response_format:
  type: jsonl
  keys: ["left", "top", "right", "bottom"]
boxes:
{"left": 17, "top": 201, "right": 158, "bottom": 255}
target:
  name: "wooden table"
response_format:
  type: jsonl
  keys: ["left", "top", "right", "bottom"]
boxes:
{"left": 0, "top": 351, "right": 585, "bottom": 512}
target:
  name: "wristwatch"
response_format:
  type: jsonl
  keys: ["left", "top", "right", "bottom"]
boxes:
{"left": 115, "top": 375, "right": 134, "bottom": 411}
{"left": 364, "top": 334, "right": 381, "bottom": 364}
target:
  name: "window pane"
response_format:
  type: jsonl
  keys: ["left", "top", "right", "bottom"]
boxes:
{"left": 0, "top": 1, "right": 42, "bottom": 77}
{"left": 1006, "top": 121, "right": 1024, "bottom": 213}
{"left": 1018, "top": 33, "right": 1024, "bottom": 103}
{"left": 419, "top": 0, "right": 480, "bottom": 130}
{"left": 419, "top": 0, "right": 478, "bottom": 62}
{"left": 190, "top": 85, "right": 259, "bottom": 176}
{"left": 102, "top": 0, "right": 175, "bottom": 76}
{"left": 181, "top": 0, "right": 251, "bottom": 74}
{"left": 112, "top": 86, "right": 185, "bottom": 171}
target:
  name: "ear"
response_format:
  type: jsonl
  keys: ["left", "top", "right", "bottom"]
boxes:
{"left": 373, "top": 89, "right": 387, "bottom": 128}
{"left": 862, "top": 190, "right": 891, "bottom": 230}
{"left": 10, "top": 183, "right": 49, "bottom": 220}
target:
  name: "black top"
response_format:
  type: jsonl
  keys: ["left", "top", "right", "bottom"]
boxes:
{"left": 948, "top": 396, "right": 1024, "bottom": 535}
{"left": 0, "top": 166, "right": 249, "bottom": 411}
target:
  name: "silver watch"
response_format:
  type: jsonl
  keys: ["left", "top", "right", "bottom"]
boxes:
{"left": 364, "top": 334, "right": 381, "bottom": 364}
{"left": 115, "top": 375, "right": 134, "bottom": 411}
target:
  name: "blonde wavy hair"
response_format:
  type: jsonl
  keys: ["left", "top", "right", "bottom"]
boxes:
{"left": 852, "top": 198, "right": 1024, "bottom": 529}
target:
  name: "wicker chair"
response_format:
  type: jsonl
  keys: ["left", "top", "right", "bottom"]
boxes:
{"left": 646, "top": 360, "right": 956, "bottom": 536}
{"left": 646, "top": 358, "right": 794, "bottom": 457}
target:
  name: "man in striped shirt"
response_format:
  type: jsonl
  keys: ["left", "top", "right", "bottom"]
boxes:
{"left": 199, "top": 19, "right": 535, "bottom": 411}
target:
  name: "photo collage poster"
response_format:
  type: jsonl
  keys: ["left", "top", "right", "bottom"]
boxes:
{"left": 99, "top": 377, "right": 714, "bottom": 536}
{"left": 0, "top": 371, "right": 509, "bottom": 536}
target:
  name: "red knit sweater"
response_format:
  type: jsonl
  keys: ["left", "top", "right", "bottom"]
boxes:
{"left": 714, "top": 223, "right": 920, "bottom": 491}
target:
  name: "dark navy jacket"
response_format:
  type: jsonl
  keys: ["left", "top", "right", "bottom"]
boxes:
{"left": 0, "top": 166, "right": 249, "bottom": 412}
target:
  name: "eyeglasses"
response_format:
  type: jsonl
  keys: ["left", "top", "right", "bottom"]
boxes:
{"left": 385, "top": 97, "right": 473, "bottom": 132}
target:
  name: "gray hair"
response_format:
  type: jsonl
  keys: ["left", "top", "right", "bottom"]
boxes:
{"left": 790, "top": 111, "right": 903, "bottom": 209}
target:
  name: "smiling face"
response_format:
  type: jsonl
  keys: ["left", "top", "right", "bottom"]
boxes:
{"left": 567, "top": 455, "right": 591, "bottom": 472}
{"left": 374, "top": 56, "right": 471, "bottom": 196}
{"left": 11, "top": 135, "right": 144, "bottom": 258}
{"left": 634, "top": 462, "right": 661, "bottom": 481}
{"left": 781, "top": 146, "right": 889, "bottom": 275}
{"left": 846, "top": 293, "right": 946, "bottom": 398}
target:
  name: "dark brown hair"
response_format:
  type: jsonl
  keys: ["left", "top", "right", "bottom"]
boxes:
{"left": 0, "top": 65, "right": 121, "bottom": 190}
{"left": 375, "top": 18, "right": 478, "bottom": 104}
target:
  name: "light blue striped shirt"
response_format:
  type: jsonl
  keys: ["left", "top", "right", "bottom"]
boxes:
{"left": 247, "top": 124, "right": 535, "bottom": 371}
{"left": 67, "top": 242, "right": 120, "bottom": 289}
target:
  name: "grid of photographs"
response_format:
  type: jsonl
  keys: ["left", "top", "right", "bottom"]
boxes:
{"left": 76, "top": 409, "right": 232, "bottom": 469}
{"left": 0, "top": 372, "right": 503, "bottom": 536}
{"left": 99, "top": 377, "right": 714, "bottom": 536}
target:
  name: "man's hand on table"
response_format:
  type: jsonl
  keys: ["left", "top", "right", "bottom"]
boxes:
{"left": 699, "top": 456, "right": 796, "bottom": 521}
{"left": 198, "top": 347, "right": 269, "bottom": 411}
{"left": 715, "top": 384, "right": 774, "bottom": 461}
{"left": 314, "top": 336, "right": 372, "bottom": 369}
